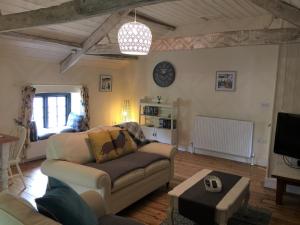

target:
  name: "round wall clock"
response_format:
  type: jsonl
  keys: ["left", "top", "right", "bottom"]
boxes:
{"left": 153, "top": 61, "right": 175, "bottom": 87}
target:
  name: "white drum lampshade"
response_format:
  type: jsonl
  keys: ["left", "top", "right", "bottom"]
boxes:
{"left": 118, "top": 21, "right": 152, "bottom": 55}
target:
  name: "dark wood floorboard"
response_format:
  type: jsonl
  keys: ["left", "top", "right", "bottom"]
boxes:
{"left": 9, "top": 152, "right": 300, "bottom": 225}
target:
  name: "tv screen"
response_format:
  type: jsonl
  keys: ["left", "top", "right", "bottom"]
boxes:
{"left": 274, "top": 112, "right": 300, "bottom": 159}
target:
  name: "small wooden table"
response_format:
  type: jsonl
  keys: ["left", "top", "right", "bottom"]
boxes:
{"left": 0, "top": 134, "right": 18, "bottom": 192}
{"left": 168, "top": 169, "right": 250, "bottom": 225}
{"left": 272, "top": 175, "right": 300, "bottom": 205}
{"left": 271, "top": 156, "right": 300, "bottom": 205}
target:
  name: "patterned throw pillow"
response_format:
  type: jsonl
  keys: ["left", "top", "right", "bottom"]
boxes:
{"left": 87, "top": 130, "right": 118, "bottom": 163}
{"left": 66, "top": 112, "right": 85, "bottom": 132}
{"left": 109, "top": 130, "right": 137, "bottom": 155}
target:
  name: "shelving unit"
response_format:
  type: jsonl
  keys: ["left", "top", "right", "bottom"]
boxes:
{"left": 139, "top": 98, "right": 178, "bottom": 145}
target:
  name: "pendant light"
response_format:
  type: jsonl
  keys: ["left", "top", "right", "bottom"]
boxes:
{"left": 118, "top": 10, "right": 152, "bottom": 55}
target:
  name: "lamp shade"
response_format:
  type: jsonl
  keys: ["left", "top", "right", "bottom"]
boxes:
{"left": 118, "top": 21, "right": 152, "bottom": 55}
{"left": 121, "top": 100, "right": 131, "bottom": 122}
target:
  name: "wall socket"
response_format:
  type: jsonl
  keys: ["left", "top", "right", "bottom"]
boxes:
{"left": 257, "top": 138, "right": 267, "bottom": 144}
{"left": 260, "top": 102, "right": 271, "bottom": 108}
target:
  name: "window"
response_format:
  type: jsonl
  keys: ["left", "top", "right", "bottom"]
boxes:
{"left": 32, "top": 93, "right": 71, "bottom": 130}
{"left": 71, "top": 92, "right": 82, "bottom": 115}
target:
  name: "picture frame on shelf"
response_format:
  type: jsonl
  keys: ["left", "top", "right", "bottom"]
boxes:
{"left": 215, "top": 71, "right": 236, "bottom": 91}
{"left": 99, "top": 75, "right": 112, "bottom": 92}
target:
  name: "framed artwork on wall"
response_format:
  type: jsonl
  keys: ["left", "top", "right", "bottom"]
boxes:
{"left": 99, "top": 75, "right": 112, "bottom": 92}
{"left": 215, "top": 71, "right": 236, "bottom": 91}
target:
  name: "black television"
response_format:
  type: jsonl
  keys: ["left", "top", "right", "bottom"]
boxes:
{"left": 274, "top": 112, "right": 300, "bottom": 159}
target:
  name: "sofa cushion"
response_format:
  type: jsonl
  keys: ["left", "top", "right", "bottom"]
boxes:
{"left": 98, "top": 215, "right": 143, "bottom": 225}
{"left": 47, "top": 132, "right": 94, "bottom": 164}
{"left": 144, "top": 160, "right": 170, "bottom": 176}
{"left": 112, "top": 169, "right": 145, "bottom": 192}
{"left": 35, "top": 177, "right": 98, "bottom": 225}
{"left": 109, "top": 130, "right": 137, "bottom": 155}
{"left": 88, "top": 130, "right": 118, "bottom": 163}
{"left": 84, "top": 152, "right": 168, "bottom": 184}
{"left": 0, "top": 193, "right": 59, "bottom": 225}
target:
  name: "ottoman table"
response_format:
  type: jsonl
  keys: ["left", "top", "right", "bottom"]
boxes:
{"left": 168, "top": 169, "right": 250, "bottom": 225}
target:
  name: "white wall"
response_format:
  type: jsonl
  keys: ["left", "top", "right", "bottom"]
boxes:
{"left": 0, "top": 54, "right": 129, "bottom": 133}
{"left": 0, "top": 43, "right": 281, "bottom": 167}
{"left": 127, "top": 45, "right": 279, "bottom": 166}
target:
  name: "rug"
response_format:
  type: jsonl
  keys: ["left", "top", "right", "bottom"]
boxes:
{"left": 160, "top": 206, "right": 271, "bottom": 225}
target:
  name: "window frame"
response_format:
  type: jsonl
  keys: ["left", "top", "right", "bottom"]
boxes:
{"left": 34, "top": 93, "right": 71, "bottom": 128}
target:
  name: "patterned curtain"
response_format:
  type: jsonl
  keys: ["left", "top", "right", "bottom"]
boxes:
{"left": 80, "top": 86, "right": 90, "bottom": 130}
{"left": 15, "top": 86, "right": 36, "bottom": 158}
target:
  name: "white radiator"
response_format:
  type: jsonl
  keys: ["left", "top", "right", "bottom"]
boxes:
{"left": 192, "top": 116, "right": 254, "bottom": 160}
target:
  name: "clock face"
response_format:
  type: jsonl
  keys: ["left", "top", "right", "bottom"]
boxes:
{"left": 153, "top": 61, "right": 175, "bottom": 87}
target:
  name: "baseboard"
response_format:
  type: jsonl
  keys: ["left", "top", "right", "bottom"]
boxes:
{"left": 264, "top": 177, "right": 300, "bottom": 195}
{"left": 255, "top": 158, "right": 268, "bottom": 167}
{"left": 177, "top": 145, "right": 196, "bottom": 153}
{"left": 177, "top": 145, "right": 189, "bottom": 152}
{"left": 176, "top": 146, "right": 268, "bottom": 167}
{"left": 194, "top": 148, "right": 253, "bottom": 165}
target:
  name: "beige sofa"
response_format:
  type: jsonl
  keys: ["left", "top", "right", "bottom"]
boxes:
{"left": 41, "top": 126, "right": 176, "bottom": 214}
{"left": 0, "top": 191, "right": 112, "bottom": 225}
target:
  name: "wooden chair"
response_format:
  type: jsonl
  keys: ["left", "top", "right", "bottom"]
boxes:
{"left": 8, "top": 125, "right": 27, "bottom": 188}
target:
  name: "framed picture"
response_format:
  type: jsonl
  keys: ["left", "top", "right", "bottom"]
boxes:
{"left": 99, "top": 75, "right": 112, "bottom": 92}
{"left": 215, "top": 71, "right": 236, "bottom": 91}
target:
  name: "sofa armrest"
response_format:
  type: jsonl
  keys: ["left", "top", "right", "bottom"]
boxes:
{"left": 138, "top": 142, "right": 177, "bottom": 159}
{"left": 80, "top": 191, "right": 107, "bottom": 219}
{"left": 41, "top": 160, "right": 111, "bottom": 194}
{"left": 0, "top": 193, "right": 60, "bottom": 225}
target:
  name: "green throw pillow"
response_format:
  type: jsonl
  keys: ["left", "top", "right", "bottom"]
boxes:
{"left": 35, "top": 177, "right": 98, "bottom": 225}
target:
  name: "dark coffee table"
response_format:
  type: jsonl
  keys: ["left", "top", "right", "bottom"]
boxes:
{"left": 167, "top": 169, "right": 250, "bottom": 225}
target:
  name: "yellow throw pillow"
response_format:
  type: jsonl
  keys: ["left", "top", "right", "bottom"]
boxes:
{"left": 87, "top": 130, "right": 118, "bottom": 163}
{"left": 109, "top": 130, "right": 137, "bottom": 156}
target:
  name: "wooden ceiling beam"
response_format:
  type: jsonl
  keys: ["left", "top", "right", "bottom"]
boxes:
{"left": 89, "top": 28, "right": 300, "bottom": 54}
{"left": 85, "top": 53, "right": 138, "bottom": 60}
{"left": 0, "top": 0, "right": 177, "bottom": 33}
{"left": 60, "top": 10, "right": 129, "bottom": 73}
{"left": 0, "top": 32, "right": 82, "bottom": 50}
{"left": 128, "top": 10, "right": 176, "bottom": 31}
{"left": 88, "top": 43, "right": 121, "bottom": 55}
{"left": 151, "top": 28, "right": 300, "bottom": 51}
{"left": 249, "top": 0, "right": 300, "bottom": 28}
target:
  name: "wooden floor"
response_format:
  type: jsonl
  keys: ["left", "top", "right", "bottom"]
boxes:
{"left": 9, "top": 152, "right": 300, "bottom": 225}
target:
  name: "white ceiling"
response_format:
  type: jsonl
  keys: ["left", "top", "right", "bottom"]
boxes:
{"left": 139, "top": 0, "right": 268, "bottom": 25}
{"left": 0, "top": 0, "right": 295, "bottom": 63}
{"left": 0, "top": 0, "right": 271, "bottom": 44}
